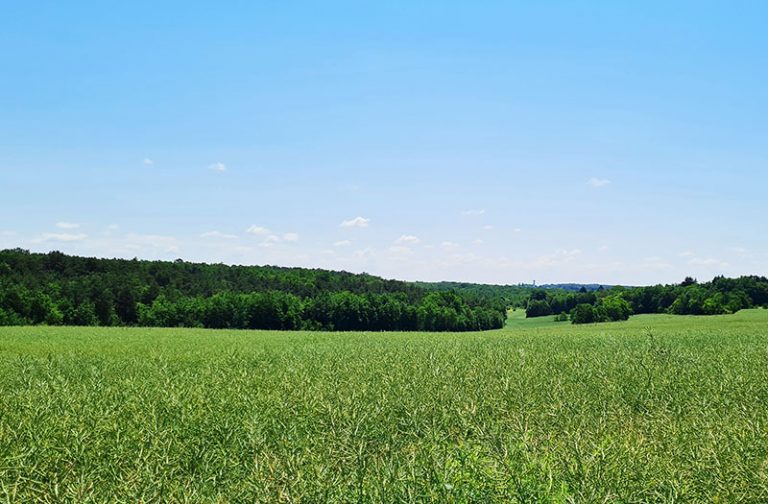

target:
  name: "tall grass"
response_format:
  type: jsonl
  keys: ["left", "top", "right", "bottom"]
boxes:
{"left": 1, "top": 310, "right": 767, "bottom": 502}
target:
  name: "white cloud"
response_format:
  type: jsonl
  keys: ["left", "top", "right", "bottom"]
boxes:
{"left": 441, "top": 241, "right": 460, "bottom": 251}
{"left": 678, "top": 251, "right": 695, "bottom": 258}
{"left": 341, "top": 217, "right": 370, "bottom": 228}
{"left": 56, "top": 222, "right": 80, "bottom": 230}
{"left": 143, "top": 158, "right": 154, "bottom": 166}
{"left": 482, "top": 225, "right": 494, "bottom": 231}
{"left": 265, "top": 235, "right": 281, "bottom": 243}
{"left": 462, "top": 209, "right": 486, "bottom": 216}
{"left": 587, "top": 177, "right": 611, "bottom": 188}
{"left": 395, "top": 235, "right": 420, "bottom": 245}
{"left": 39, "top": 233, "right": 88, "bottom": 242}
{"left": 201, "top": 231, "right": 239, "bottom": 240}
{"left": 209, "top": 162, "right": 226, "bottom": 172}
{"left": 246, "top": 225, "right": 271, "bottom": 236}
{"left": 282, "top": 233, "right": 299, "bottom": 242}
{"left": 334, "top": 240, "right": 352, "bottom": 247}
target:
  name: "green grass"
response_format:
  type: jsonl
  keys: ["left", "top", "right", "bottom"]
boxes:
{"left": 505, "top": 308, "right": 571, "bottom": 329}
{"left": 1, "top": 310, "right": 768, "bottom": 502}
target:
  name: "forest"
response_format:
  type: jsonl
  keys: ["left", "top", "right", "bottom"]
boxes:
{"left": 0, "top": 249, "right": 506, "bottom": 331}
{"left": 524, "top": 276, "right": 768, "bottom": 323}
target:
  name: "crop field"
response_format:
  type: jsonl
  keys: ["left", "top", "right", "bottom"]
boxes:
{"left": 1, "top": 310, "right": 768, "bottom": 502}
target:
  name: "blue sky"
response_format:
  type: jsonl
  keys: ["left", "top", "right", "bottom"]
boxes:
{"left": 1, "top": 1, "right": 766, "bottom": 285}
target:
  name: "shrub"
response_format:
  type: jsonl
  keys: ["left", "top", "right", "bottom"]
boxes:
{"left": 526, "top": 299, "right": 552, "bottom": 318}
{"left": 571, "top": 304, "right": 598, "bottom": 324}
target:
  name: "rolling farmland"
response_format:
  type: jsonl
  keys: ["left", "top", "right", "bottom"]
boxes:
{"left": 1, "top": 310, "right": 767, "bottom": 502}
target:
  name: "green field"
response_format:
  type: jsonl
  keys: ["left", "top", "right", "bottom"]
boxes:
{"left": 2, "top": 310, "right": 768, "bottom": 502}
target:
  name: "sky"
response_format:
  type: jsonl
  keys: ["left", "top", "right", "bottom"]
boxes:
{"left": 1, "top": 1, "right": 767, "bottom": 286}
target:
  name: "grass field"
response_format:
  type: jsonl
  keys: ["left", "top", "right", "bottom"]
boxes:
{"left": 1, "top": 310, "right": 768, "bottom": 502}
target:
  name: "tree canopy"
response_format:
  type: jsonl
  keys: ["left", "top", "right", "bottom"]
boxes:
{"left": 524, "top": 275, "right": 768, "bottom": 324}
{"left": 0, "top": 249, "right": 506, "bottom": 331}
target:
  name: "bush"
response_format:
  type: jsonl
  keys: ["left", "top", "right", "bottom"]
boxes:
{"left": 702, "top": 295, "right": 726, "bottom": 315}
{"left": 571, "top": 304, "right": 598, "bottom": 324}
{"left": 601, "top": 296, "right": 632, "bottom": 321}
{"left": 526, "top": 299, "right": 552, "bottom": 318}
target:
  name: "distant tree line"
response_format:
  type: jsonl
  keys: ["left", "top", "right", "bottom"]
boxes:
{"left": 415, "top": 281, "right": 530, "bottom": 312}
{"left": 525, "top": 276, "right": 768, "bottom": 324}
{"left": 0, "top": 249, "right": 506, "bottom": 331}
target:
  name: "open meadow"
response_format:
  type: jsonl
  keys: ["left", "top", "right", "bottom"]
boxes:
{"left": 1, "top": 310, "right": 768, "bottom": 502}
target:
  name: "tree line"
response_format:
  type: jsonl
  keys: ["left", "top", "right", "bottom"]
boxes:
{"left": 525, "top": 276, "right": 768, "bottom": 323}
{"left": 0, "top": 249, "right": 506, "bottom": 331}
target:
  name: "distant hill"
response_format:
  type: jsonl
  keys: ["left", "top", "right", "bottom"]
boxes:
{"left": 416, "top": 281, "right": 627, "bottom": 308}
{"left": 538, "top": 283, "right": 625, "bottom": 292}
{"left": 415, "top": 281, "right": 534, "bottom": 308}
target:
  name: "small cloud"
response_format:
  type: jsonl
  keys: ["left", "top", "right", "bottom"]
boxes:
{"left": 143, "top": 158, "right": 154, "bottom": 166}
{"left": 462, "top": 209, "right": 486, "bottom": 216}
{"left": 258, "top": 235, "right": 281, "bottom": 248}
{"left": 482, "top": 225, "right": 494, "bottom": 231}
{"left": 598, "top": 245, "right": 610, "bottom": 252}
{"left": 246, "top": 225, "right": 271, "bottom": 236}
{"left": 341, "top": 217, "right": 370, "bottom": 228}
{"left": 678, "top": 251, "right": 695, "bottom": 258}
{"left": 40, "top": 233, "right": 88, "bottom": 242}
{"left": 201, "top": 231, "right": 239, "bottom": 240}
{"left": 334, "top": 240, "right": 352, "bottom": 247}
{"left": 395, "top": 235, "right": 420, "bottom": 245}
{"left": 587, "top": 177, "right": 611, "bottom": 188}
{"left": 441, "top": 241, "right": 460, "bottom": 250}
{"left": 282, "top": 233, "right": 299, "bottom": 242}
{"left": 56, "top": 222, "right": 80, "bottom": 230}
{"left": 209, "top": 162, "right": 226, "bottom": 172}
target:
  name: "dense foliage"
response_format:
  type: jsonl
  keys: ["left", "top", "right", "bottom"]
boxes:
{"left": 525, "top": 276, "right": 768, "bottom": 323}
{"left": 416, "top": 281, "right": 532, "bottom": 311}
{"left": 0, "top": 249, "right": 505, "bottom": 331}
